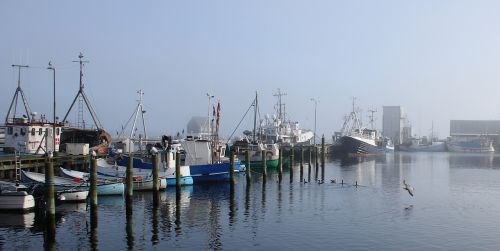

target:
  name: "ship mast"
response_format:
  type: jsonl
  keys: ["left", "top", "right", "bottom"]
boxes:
{"left": 129, "top": 90, "right": 148, "bottom": 142}
{"left": 368, "top": 109, "right": 377, "bottom": 130}
{"left": 62, "top": 52, "right": 103, "bottom": 129}
{"left": 5, "top": 64, "right": 31, "bottom": 123}
{"left": 252, "top": 91, "right": 258, "bottom": 143}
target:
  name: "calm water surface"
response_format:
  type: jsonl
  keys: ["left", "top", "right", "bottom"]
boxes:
{"left": 2, "top": 152, "right": 500, "bottom": 250}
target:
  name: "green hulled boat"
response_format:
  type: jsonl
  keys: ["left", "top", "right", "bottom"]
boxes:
{"left": 248, "top": 159, "right": 279, "bottom": 169}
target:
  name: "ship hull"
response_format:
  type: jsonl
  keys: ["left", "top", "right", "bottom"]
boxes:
{"left": 337, "top": 136, "right": 393, "bottom": 155}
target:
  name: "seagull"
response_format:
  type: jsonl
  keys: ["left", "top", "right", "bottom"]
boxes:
{"left": 330, "top": 178, "right": 337, "bottom": 183}
{"left": 403, "top": 180, "right": 414, "bottom": 197}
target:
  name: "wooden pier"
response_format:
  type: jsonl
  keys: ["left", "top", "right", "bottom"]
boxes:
{"left": 0, "top": 153, "right": 90, "bottom": 180}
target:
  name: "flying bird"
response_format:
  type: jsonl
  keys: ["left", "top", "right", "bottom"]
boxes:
{"left": 403, "top": 180, "right": 414, "bottom": 197}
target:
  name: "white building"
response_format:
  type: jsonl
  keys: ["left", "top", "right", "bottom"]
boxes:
{"left": 382, "top": 106, "right": 407, "bottom": 145}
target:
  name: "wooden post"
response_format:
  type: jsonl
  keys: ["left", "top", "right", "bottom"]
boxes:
{"left": 321, "top": 135, "right": 325, "bottom": 181}
{"left": 261, "top": 150, "right": 267, "bottom": 177}
{"left": 175, "top": 152, "right": 181, "bottom": 191}
{"left": 126, "top": 156, "right": 134, "bottom": 201}
{"left": 230, "top": 151, "right": 235, "bottom": 184}
{"left": 90, "top": 157, "right": 98, "bottom": 208}
{"left": 90, "top": 156, "right": 98, "bottom": 251}
{"left": 321, "top": 135, "right": 326, "bottom": 166}
{"left": 300, "top": 146, "right": 304, "bottom": 181}
{"left": 152, "top": 154, "right": 160, "bottom": 206}
{"left": 45, "top": 157, "right": 56, "bottom": 243}
{"left": 308, "top": 146, "right": 312, "bottom": 166}
{"left": 245, "top": 150, "right": 251, "bottom": 181}
{"left": 278, "top": 146, "right": 283, "bottom": 183}
{"left": 289, "top": 147, "right": 294, "bottom": 167}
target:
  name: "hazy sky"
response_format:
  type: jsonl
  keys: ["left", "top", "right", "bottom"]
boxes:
{"left": 2, "top": 1, "right": 500, "bottom": 140}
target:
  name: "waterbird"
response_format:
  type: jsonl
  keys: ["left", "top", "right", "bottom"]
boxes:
{"left": 330, "top": 178, "right": 337, "bottom": 183}
{"left": 403, "top": 180, "right": 414, "bottom": 197}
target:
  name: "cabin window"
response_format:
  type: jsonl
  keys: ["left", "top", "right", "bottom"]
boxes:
{"left": 20, "top": 128, "right": 26, "bottom": 136}
{"left": 31, "top": 128, "right": 35, "bottom": 136}
{"left": 38, "top": 128, "right": 43, "bottom": 136}
{"left": 56, "top": 128, "right": 60, "bottom": 136}
{"left": 7, "top": 127, "right": 13, "bottom": 135}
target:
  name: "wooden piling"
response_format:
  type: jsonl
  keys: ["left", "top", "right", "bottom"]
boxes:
{"left": 90, "top": 157, "right": 98, "bottom": 251}
{"left": 278, "top": 147, "right": 283, "bottom": 182}
{"left": 261, "top": 150, "right": 266, "bottom": 177}
{"left": 321, "top": 135, "right": 325, "bottom": 181}
{"left": 289, "top": 147, "right": 294, "bottom": 167}
{"left": 229, "top": 151, "right": 235, "bottom": 184}
{"left": 245, "top": 150, "right": 251, "bottom": 181}
{"left": 152, "top": 154, "right": 160, "bottom": 206}
{"left": 175, "top": 152, "right": 181, "bottom": 190}
{"left": 126, "top": 155, "right": 134, "bottom": 200}
{"left": 89, "top": 157, "right": 98, "bottom": 208}
{"left": 45, "top": 158, "right": 56, "bottom": 243}
{"left": 321, "top": 135, "right": 325, "bottom": 166}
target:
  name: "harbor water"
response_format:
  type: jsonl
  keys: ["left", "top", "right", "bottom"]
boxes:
{"left": 2, "top": 152, "right": 500, "bottom": 250}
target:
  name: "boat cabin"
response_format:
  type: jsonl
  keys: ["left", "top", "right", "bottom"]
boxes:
{"left": 3, "top": 115, "right": 63, "bottom": 154}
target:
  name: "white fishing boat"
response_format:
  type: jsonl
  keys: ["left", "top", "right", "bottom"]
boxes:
{"left": 232, "top": 92, "right": 280, "bottom": 168}
{"left": 21, "top": 171, "right": 89, "bottom": 202}
{"left": 2, "top": 65, "right": 63, "bottom": 154}
{"left": 258, "top": 89, "right": 314, "bottom": 146}
{"left": 0, "top": 181, "right": 35, "bottom": 212}
{"left": 94, "top": 159, "right": 168, "bottom": 190}
{"left": 59, "top": 167, "right": 125, "bottom": 195}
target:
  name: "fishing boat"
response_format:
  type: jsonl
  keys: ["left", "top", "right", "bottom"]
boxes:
{"left": 93, "top": 159, "right": 168, "bottom": 190}
{"left": 181, "top": 136, "right": 233, "bottom": 182}
{"left": 182, "top": 99, "right": 235, "bottom": 182}
{"left": 0, "top": 181, "right": 35, "bottom": 212}
{"left": 115, "top": 152, "right": 194, "bottom": 186}
{"left": 2, "top": 65, "right": 63, "bottom": 154}
{"left": 232, "top": 92, "right": 280, "bottom": 168}
{"left": 59, "top": 167, "right": 125, "bottom": 195}
{"left": 447, "top": 137, "right": 494, "bottom": 153}
{"left": 257, "top": 89, "right": 314, "bottom": 147}
{"left": 333, "top": 99, "right": 393, "bottom": 155}
{"left": 398, "top": 138, "right": 446, "bottom": 152}
{"left": 21, "top": 171, "right": 89, "bottom": 201}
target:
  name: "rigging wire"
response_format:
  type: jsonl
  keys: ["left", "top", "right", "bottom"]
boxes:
{"left": 225, "top": 99, "right": 255, "bottom": 146}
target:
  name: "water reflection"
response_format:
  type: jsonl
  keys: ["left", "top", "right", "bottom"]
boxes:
{"left": 449, "top": 153, "right": 498, "bottom": 169}
{"left": 125, "top": 200, "right": 134, "bottom": 250}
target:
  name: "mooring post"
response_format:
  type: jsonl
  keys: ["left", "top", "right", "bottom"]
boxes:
{"left": 175, "top": 152, "right": 181, "bottom": 191}
{"left": 230, "top": 151, "right": 235, "bottom": 184}
{"left": 45, "top": 154, "right": 56, "bottom": 244}
{"left": 126, "top": 155, "right": 134, "bottom": 202}
{"left": 300, "top": 146, "right": 304, "bottom": 181}
{"left": 321, "top": 135, "right": 325, "bottom": 181}
{"left": 278, "top": 146, "right": 283, "bottom": 183}
{"left": 321, "top": 135, "right": 326, "bottom": 166}
{"left": 289, "top": 147, "right": 294, "bottom": 182}
{"left": 245, "top": 150, "right": 251, "bottom": 181}
{"left": 308, "top": 145, "right": 312, "bottom": 166}
{"left": 315, "top": 144, "right": 319, "bottom": 167}
{"left": 261, "top": 150, "right": 267, "bottom": 177}
{"left": 90, "top": 153, "right": 98, "bottom": 251}
{"left": 152, "top": 153, "right": 160, "bottom": 206}
{"left": 90, "top": 156, "right": 98, "bottom": 209}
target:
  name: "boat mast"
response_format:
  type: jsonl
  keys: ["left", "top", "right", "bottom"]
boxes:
{"left": 368, "top": 109, "right": 377, "bottom": 130}
{"left": 62, "top": 52, "right": 103, "bottom": 129}
{"left": 129, "top": 90, "right": 148, "bottom": 142}
{"left": 253, "top": 91, "right": 258, "bottom": 143}
{"left": 5, "top": 64, "right": 31, "bottom": 123}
